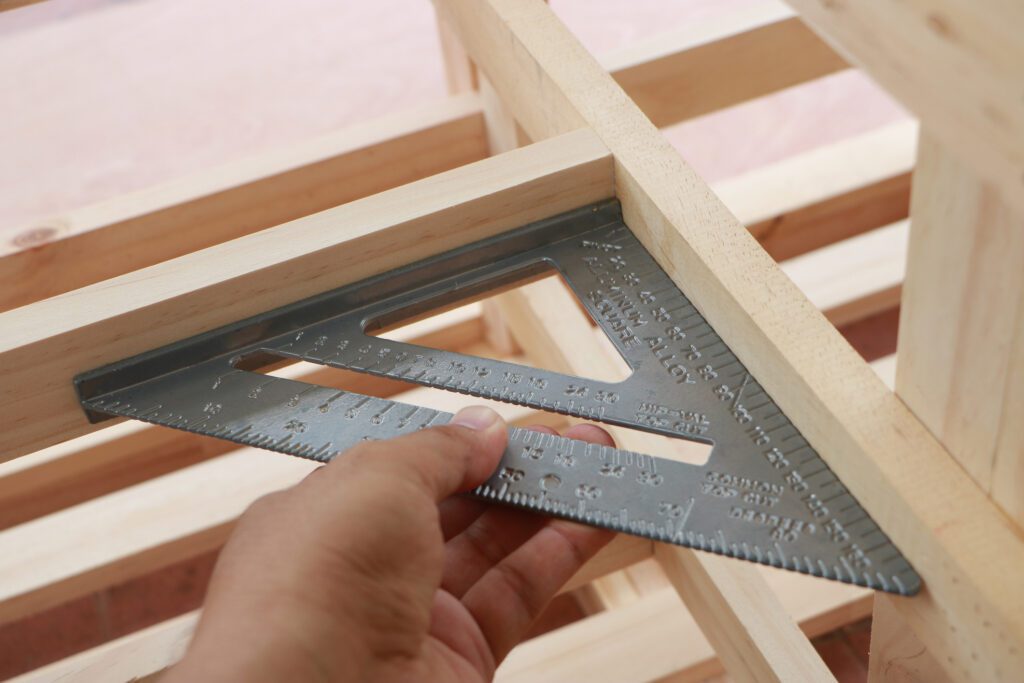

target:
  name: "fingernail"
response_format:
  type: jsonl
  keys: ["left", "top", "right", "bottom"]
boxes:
{"left": 450, "top": 405, "right": 500, "bottom": 431}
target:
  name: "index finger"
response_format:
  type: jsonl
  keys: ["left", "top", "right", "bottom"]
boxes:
{"left": 318, "top": 405, "right": 509, "bottom": 503}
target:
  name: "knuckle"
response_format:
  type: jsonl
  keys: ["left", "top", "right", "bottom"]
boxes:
{"left": 494, "top": 561, "right": 536, "bottom": 609}
{"left": 423, "top": 424, "right": 479, "bottom": 455}
{"left": 461, "top": 521, "right": 508, "bottom": 566}
{"left": 550, "top": 524, "right": 590, "bottom": 567}
{"left": 331, "top": 440, "right": 393, "bottom": 478}
{"left": 340, "top": 440, "right": 379, "bottom": 464}
{"left": 236, "top": 490, "right": 291, "bottom": 531}
{"left": 245, "top": 490, "right": 285, "bottom": 516}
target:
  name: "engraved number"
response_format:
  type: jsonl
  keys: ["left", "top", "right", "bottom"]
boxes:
{"left": 599, "top": 464, "right": 626, "bottom": 478}
{"left": 499, "top": 467, "right": 525, "bottom": 482}
{"left": 658, "top": 502, "right": 685, "bottom": 518}
{"left": 637, "top": 470, "right": 664, "bottom": 487}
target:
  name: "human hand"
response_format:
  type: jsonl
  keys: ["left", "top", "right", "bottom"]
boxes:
{"left": 165, "top": 406, "right": 615, "bottom": 682}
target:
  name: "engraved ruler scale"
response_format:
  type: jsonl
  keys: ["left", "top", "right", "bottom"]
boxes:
{"left": 75, "top": 200, "right": 921, "bottom": 595}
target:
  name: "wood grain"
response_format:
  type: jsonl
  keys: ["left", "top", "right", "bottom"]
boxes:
{"left": 897, "top": 132, "right": 1024, "bottom": 525}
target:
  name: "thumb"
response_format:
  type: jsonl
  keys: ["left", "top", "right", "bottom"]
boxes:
{"left": 320, "top": 405, "right": 508, "bottom": 502}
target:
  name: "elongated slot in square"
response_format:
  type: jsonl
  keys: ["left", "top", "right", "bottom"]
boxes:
{"left": 369, "top": 265, "right": 632, "bottom": 383}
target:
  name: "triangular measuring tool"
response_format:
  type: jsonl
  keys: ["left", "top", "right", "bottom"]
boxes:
{"left": 76, "top": 200, "right": 920, "bottom": 595}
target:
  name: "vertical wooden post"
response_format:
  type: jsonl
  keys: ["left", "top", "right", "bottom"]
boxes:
{"left": 869, "top": 132, "right": 1024, "bottom": 680}
{"left": 868, "top": 596, "right": 947, "bottom": 681}
{"left": 896, "top": 133, "right": 1024, "bottom": 523}
{"left": 437, "top": 17, "right": 478, "bottom": 94}
{"left": 435, "top": 14, "right": 524, "bottom": 356}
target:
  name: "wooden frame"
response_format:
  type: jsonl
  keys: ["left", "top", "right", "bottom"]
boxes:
{"left": 0, "top": 0, "right": 1019, "bottom": 681}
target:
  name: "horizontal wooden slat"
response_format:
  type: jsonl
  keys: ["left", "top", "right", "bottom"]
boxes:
{"left": 0, "top": 128, "right": 613, "bottom": 460}
{"left": 8, "top": 611, "right": 197, "bottom": 683}
{"left": 782, "top": 220, "right": 907, "bottom": 327}
{"left": 713, "top": 120, "right": 915, "bottom": 261}
{"left": 0, "top": 0, "right": 41, "bottom": 12}
{"left": 0, "top": 94, "right": 490, "bottom": 313}
{"left": 603, "top": 1, "right": 847, "bottom": 128}
{"left": 498, "top": 566, "right": 870, "bottom": 683}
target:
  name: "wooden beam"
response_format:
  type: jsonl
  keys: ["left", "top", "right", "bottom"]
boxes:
{"left": 781, "top": 220, "right": 906, "bottom": 328}
{"left": 868, "top": 595, "right": 949, "bottom": 682}
{"left": 871, "top": 133, "right": 1024, "bottom": 680}
{"left": 0, "top": 128, "right": 613, "bottom": 460}
{"left": 603, "top": 2, "right": 847, "bottom": 128}
{"left": 500, "top": 568, "right": 869, "bottom": 683}
{"left": 783, "top": 0, "right": 1024, "bottom": 216}
{"left": 437, "top": 18, "right": 478, "bottom": 93}
{"left": 713, "top": 120, "right": 915, "bottom": 261}
{"left": 0, "top": 446, "right": 312, "bottom": 624}
{"left": 0, "top": 0, "right": 42, "bottom": 12}
{"left": 655, "top": 549, "right": 835, "bottom": 682}
{"left": 896, "top": 132, "right": 1024, "bottom": 525}
{"left": 8, "top": 611, "right": 198, "bottom": 683}
{"left": 0, "top": 95, "right": 489, "bottom": 313}
{"left": 434, "top": 1, "right": 1024, "bottom": 679}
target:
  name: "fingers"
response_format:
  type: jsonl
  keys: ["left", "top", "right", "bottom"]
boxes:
{"left": 317, "top": 405, "right": 508, "bottom": 504}
{"left": 436, "top": 423, "right": 566, "bottom": 541}
{"left": 441, "top": 507, "right": 548, "bottom": 598}
{"left": 438, "top": 498, "right": 488, "bottom": 541}
{"left": 440, "top": 425, "right": 558, "bottom": 596}
{"left": 449, "top": 422, "right": 617, "bottom": 663}
{"left": 461, "top": 520, "right": 614, "bottom": 664}
{"left": 563, "top": 422, "right": 614, "bottom": 445}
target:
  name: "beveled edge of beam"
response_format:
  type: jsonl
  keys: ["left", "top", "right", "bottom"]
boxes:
{"left": 0, "top": 127, "right": 613, "bottom": 460}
